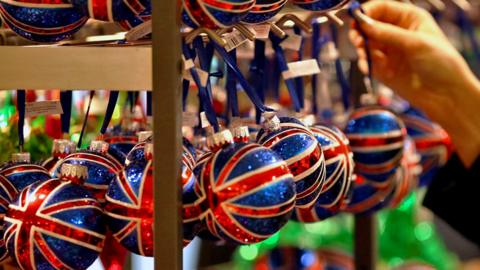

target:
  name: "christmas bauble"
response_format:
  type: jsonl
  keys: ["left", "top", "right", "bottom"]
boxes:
{"left": 125, "top": 131, "right": 152, "bottom": 166}
{"left": 182, "top": 0, "right": 255, "bottom": 29}
{"left": 70, "top": 0, "right": 150, "bottom": 22}
{"left": 292, "top": 125, "right": 354, "bottom": 222}
{"left": 117, "top": 6, "right": 151, "bottom": 30}
{"left": 400, "top": 108, "right": 453, "bottom": 187}
{"left": 105, "top": 143, "right": 153, "bottom": 256}
{"left": 0, "top": 175, "right": 16, "bottom": 262}
{"left": 0, "top": 0, "right": 87, "bottom": 42}
{"left": 185, "top": 134, "right": 296, "bottom": 244}
{"left": 0, "top": 153, "right": 51, "bottom": 193}
{"left": 42, "top": 139, "right": 76, "bottom": 177}
{"left": 257, "top": 116, "right": 325, "bottom": 208}
{"left": 58, "top": 141, "right": 122, "bottom": 204}
{"left": 103, "top": 134, "right": 138, "bottom": 164}
{"left": 4, "top": 179, "right": 106, "bottom": 270}
{"left": 241, "top": 0, "right": 287, "bottom": 24}
{"left": 345, "top": 108, "right": 406, "bottom": 183}
{"left": 292, "top": 0, "right": 349, "bottom": 12}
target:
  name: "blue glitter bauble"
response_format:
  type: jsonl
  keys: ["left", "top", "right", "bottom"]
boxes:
{"left": 57, "top": 150, "right": 122, "bottom": 204}
{"left": 0, "top": 162, "right": 51, "bottom": 193}
{"left": 71, "top": 0, "right": 150, "bottom": 22}
{"left": 0, "top": 175, "right": 17, "bottom": 262}
{"left": 241, "top": 0, "right": 287, "bottom": 24}
{"left": 257, "top": 117, "right": 326, "bottom": 208}
{"left": 0, "top": 0, "right": 87, "bottom": 43}
{"left": 400, "top": 108, "right": 452, "bottom": 187}
{"left": 292, "top": 0, "right": 349, "bottom": 12}
{"left": 117, "top": 6, "right": 151, "bottom": 30}
{"left": 186, "top": 143, "right": 295, "bottom": 244}
{"left": 103, "top": 135, "right": 138, "bottom": 164}
{"left": 345, "top": 108, "right": 406, "bottom": 183}
{"left": 105, "top": 153, "right": 153, "bottom": 256}
{"left": 4, "top": 179, "right": 106, "bottom": 270}
{"left": 183, "top": 0, "right": 255, "bottom": 29}
{"left": 292, "top": 125, "right": 354, "bottom": 222}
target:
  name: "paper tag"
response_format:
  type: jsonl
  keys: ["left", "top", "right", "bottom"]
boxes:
{"left": 282, "top": 59, "right": 321, "bottom": 79}
{"left": 182, "top": 111, "right": 199, "bottom": 127}
{"left": 280, "top": 34, "right": 302, "bottom": 51}
{"left": 182, "top": 55, "right": 195, "bottom": 70}
{"left": 224, "top": 30, "right": 248, "bottom": 52}
{"left": 183, "top": 68, "right": 209, "bottom": 87}
{"left": 25, "top": 100, "right": 63, "bottom": 117}
{"left": 125, "top": 20, "right": 152, "bottom": 41}
{"left": 248, "top": 24, "right": 271, "bottom": 39}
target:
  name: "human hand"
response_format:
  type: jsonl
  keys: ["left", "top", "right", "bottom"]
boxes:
{"left": 350, "top": 0, "right": 480, "bottom": 166}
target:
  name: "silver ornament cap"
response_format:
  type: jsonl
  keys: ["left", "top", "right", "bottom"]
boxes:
{"left": 52, "top": 139, "right": 76, "bottom": 156}
{"left": 137, "top": 131, "right": 153, "bottom": 142}
{"left": 262, "top": 113, "right": 281, "bottom": 131}
{"left": 11, "top": 152, "right": 30, "bottom": 163}
{"left": 60, "top": 164, "right": 88, "bottom": 185}
{"left": 232, "top": 126, "right": 250, "bottom": 142}
{"left": 89, "top": 140, "right": 109, "bottom": 154}
{"left": 207, "top": 130, "right": 233, "bottom": 150}
{"left": 144, "top": 143, "right": 154, "bottom": 160}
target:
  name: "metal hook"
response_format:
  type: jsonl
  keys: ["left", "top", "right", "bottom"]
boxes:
{"left": 275, "top": 14, "right": 313, "bottom": 34}
{"left": 185, "top": 27, "right": 226, "bottom": 47}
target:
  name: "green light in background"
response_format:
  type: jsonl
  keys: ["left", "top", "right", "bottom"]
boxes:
{"left": 389, "top": 257, "right": 404, "bottom": 268}
{"left": 71, "top": 133, "right": 80, "bottom": 144}
{"left": 263, "top": 232, "right": 279, "bottom": 248}
{"left": 239, "top": 245, "right": 259, "bottom": 261}
{"left": 414, "top": 222, "right": 433, "bottom": 241}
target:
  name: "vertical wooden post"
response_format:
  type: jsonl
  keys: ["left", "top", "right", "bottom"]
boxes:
{"left": 354, "top": 215, "right": 377, "bottom": 270}
{"left": 152, "top": 0, "right": 182, "bottom": 269}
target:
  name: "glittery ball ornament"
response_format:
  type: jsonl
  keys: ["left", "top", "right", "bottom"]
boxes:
{"left": 4, "top": 166, "right": 106, "bottom": 270}
{"left": 182, "top": 0, "right": 255, "bottom": 29}
{"left": 0, "top": 153, "right": 51, "bottom": 194}
{"left": 70, "top": 0, "right": 150, "bottom": 22}
{"left": 125, "top": 131, "right": 152, "bottom": 166}
{"left": 184, "top": 129, "right": 296, "bottom": 244}
{"left": 105, "top": 143, "right": 153, "bottom": 256}
{"left": 345, "top": 107, "right": 406, "bottom": 183}
{"left": 57, "top": 141, "right": 122, "bottom": 204}
{"left": 400, "top": 108, "right": 453, "bottom": 187}
{"left": 292, "top": 0, "right": 349, "bottom": 12}
{"left": 42, "top": 139, "right": 76, "bottom": 177}
{"left": 241, "top": 0, "right": 287, "bottom": 24}
{"left": 257, "top": 115, "right": 326, "bottom": 208}
{"left": 181, "top": 138, "right": 198, "bottom": 247}
{"left": 292, "top": 125, "right": 354, "bottom": 222}
{"left": 0, "top": 175, "right": 16, "bottom": 262}
{"left": 117, "top": 5, "right": 151, "bottom": 30}
{"left": 0, "top": 0, "right": 87, "bottom": 43}
{"left": 102, "top": 132, "right": 138, "bottom": 164}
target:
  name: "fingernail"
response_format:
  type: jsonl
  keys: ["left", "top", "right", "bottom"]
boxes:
{"left": 354, "top": 10, "right": 374, "bottom": 26}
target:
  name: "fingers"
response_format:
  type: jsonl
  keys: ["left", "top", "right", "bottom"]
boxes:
{"left": 355, "top": 17, "right": 419, "bottom": 49}
{"left": 362, "top": 0, "right": 427, "bottom": 28}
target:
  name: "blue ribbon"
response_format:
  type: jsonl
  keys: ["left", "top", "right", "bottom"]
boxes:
{"left": 251, "top": 39, "right": 267, "bottom": 124}
{"left": 60, "top": 91, "right": 72, "bottom": 135}
{"left": 100, "top": 91, "right": 120, "bottom": 135}
{"left": 270, "top": 32, "right": 302, "bottom": 112}
{"left": 330, "top": 23, "right": 352, "bottom": 110}
{"left": 210, "top": 40, "right": 272, "bottom": 113}
{"left": 349, "top": 1, "right": 374, "bottom": 85}
{"left": 17, "top": 90, "right": 25, "bottom": 150}
{"left": 192, "top": 37, "right": 214, "bottom": 103}
{"left": 147, "top": 91, "right": 152, "bottom": 116}
{"left": 311, "top": 22, "right": 321, "bottom": 115}
{"left": 226, "top": 49, "right": 240, "bottom": 119}
{"left": 78, "top": 91, "right": 95, "bottom": 148}
{"left": 182, "top": 79, "right": 190, "bottom": 112}
{"left": 293, "top": 26, "right": 305, "bottom": 109}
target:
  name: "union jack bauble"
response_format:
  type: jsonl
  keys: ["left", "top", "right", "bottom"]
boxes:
{"left": 345, "top": 107, "right": 406, "bottom": 183}
{"left": 105, "top": 144, "right": 153, "bottom": 256}
{"left": 400, "top": 108, "right": 452, "bottom": 187}
{"left": 241, "top": 0, "right": 287, "bottom": 24}
{"left": 0, "top": 161, "right": 51, "bottom": 195}
{"left": 184, "top": 142, "right": 296, "bottom": 244}
{"left": 292, "top": 0, "right": 349, "bottom": 11}
{"left": 4, "top": 179, "right": 106, "bottom": 270}
{"left": 182, "top": 0, "right": 255, "bottom": 29}
{"left": 124, "top": 131, "right": 152, "bottom": 166}
{"left": 292, "top": 125, "right": 354, "bottom": 222}
{"left": 103, "top": 135, "right": 138, "bottom": 163}
{"left": 257, "top": 116, "right": 326, "bottom": 208}
{"left": 57, "top": 142, "right": 122, "bottom": 204}
{"left": 42, "top": 139, "right": 76, "bottom": 177}
{"left": 0, "top": 0, "right": 87, "bottom": 42}
{"left": 0, "top": 175, "right": 17, "bottom": 262}
{"left": 117, "top": 7, "right": 151, "bottom": 30}
{"left": 70, "top": 0, "right": 150, "bottom": 22}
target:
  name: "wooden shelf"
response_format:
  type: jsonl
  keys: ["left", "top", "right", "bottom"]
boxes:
{"left": 0, "top": 46, "right": 152, "bottom": 91}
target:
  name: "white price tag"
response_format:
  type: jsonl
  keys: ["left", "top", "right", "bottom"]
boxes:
{"left": 280, "top": 34, "right": 302, "bottom": 51}
{"left": 183, "top": 111, "right": 199, "bottom": 127}
{"left": 183, "top": 68, "right": 209, "bottom": 87}
{"left": 282, "top": 59, "right": 321, "bottom": 79}
{"left": 182, "top": 55, "right": 195, "bottom": 70}
{"left": 125, "top": 20, "right": 152, "bottom": 41}
{"left": 25, "top": 101, "right": 63, "bottom": 117}
{"left": 224, "top": 30, "right": 248, "bottom": 52}
{"left": 248, "top": 24, "right": 271, "bottom": 39}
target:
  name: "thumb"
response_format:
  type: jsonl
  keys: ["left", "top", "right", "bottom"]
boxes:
{"left": 357, "top": 15, "right": 418, "bottom": 49}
